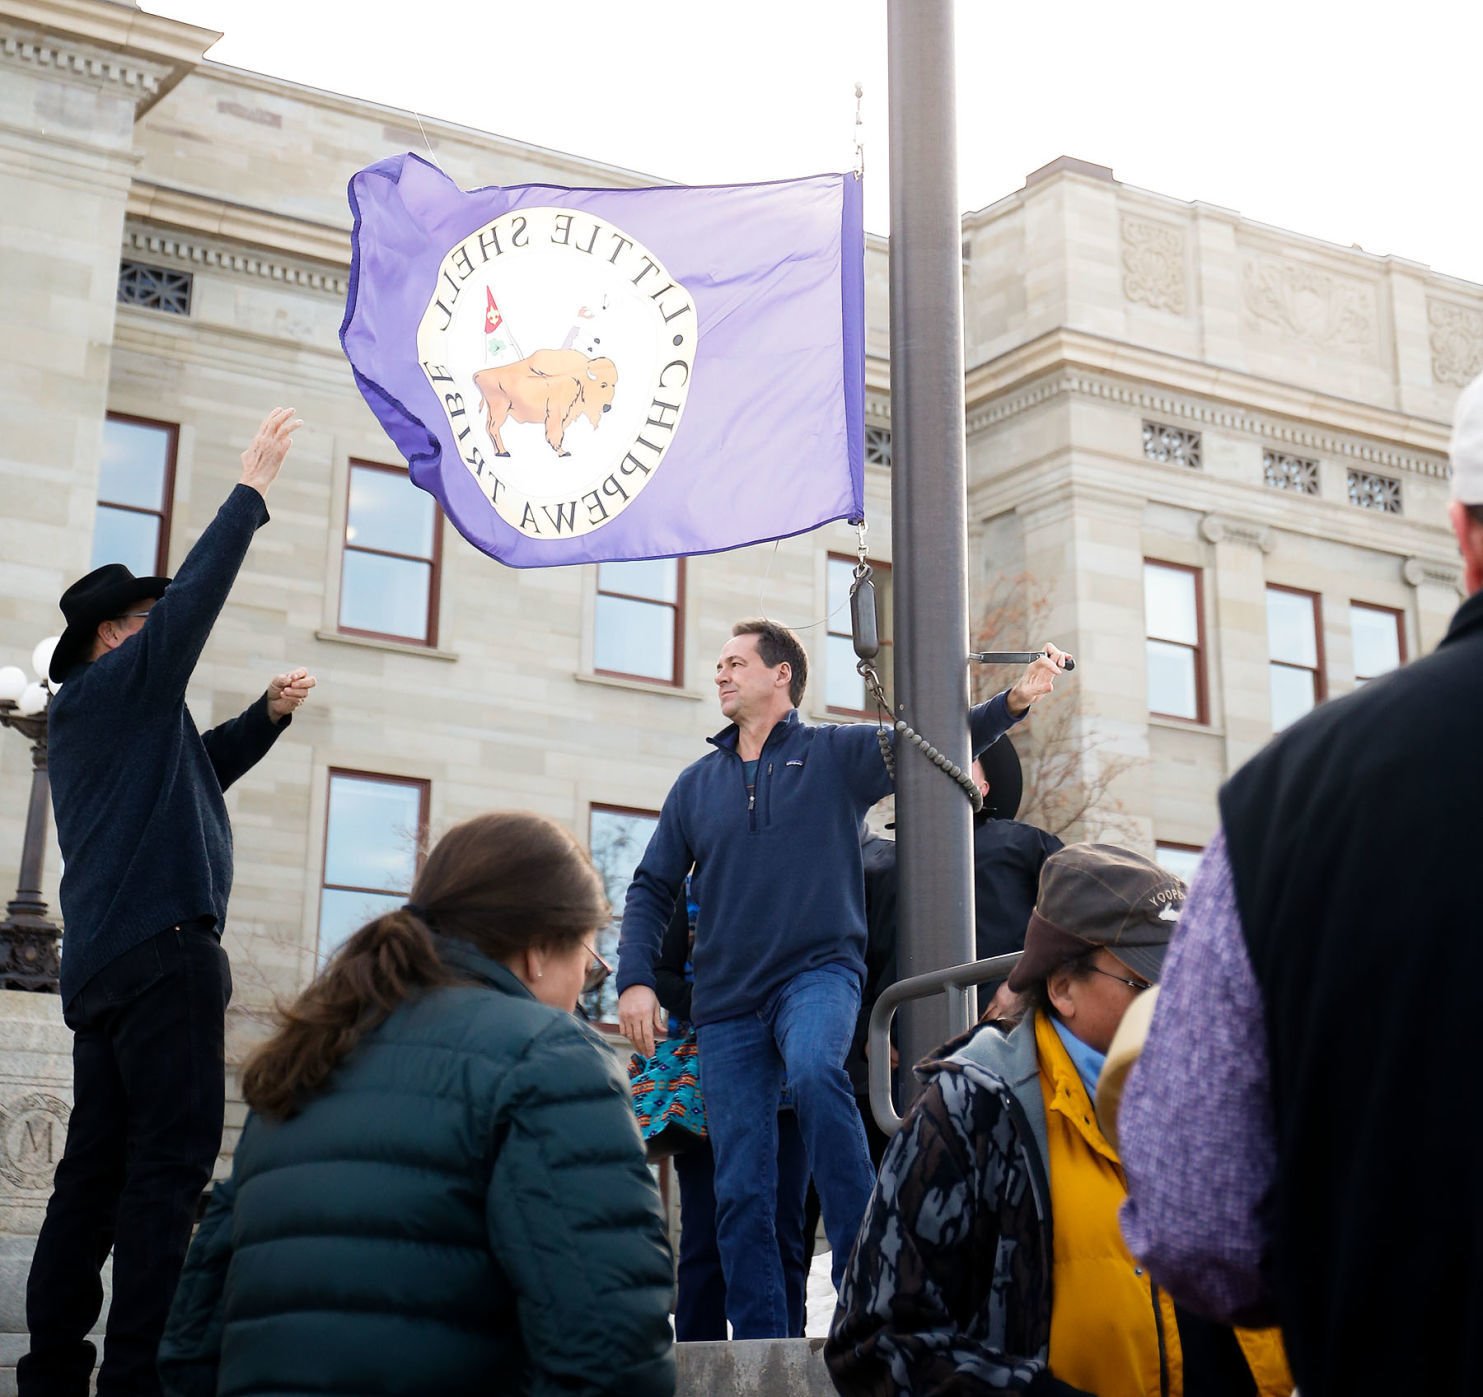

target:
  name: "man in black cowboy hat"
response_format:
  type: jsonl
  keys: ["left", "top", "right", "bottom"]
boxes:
{"left": 20, "top": 407, "right": 313, "bottom": 1397}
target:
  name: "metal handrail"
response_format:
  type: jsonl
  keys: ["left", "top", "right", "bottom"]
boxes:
{"left": 867, "top": 950, "right": 1022, "bottom": 1137}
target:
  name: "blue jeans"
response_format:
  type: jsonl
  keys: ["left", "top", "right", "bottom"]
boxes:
{"left": 697, "top": 966, "right": 876, "bottom": 1338}
{"left": 672, "top": 1110, "right": 809, "bottom": 1340}
{"left": 20, "top": 924, "right": 231, "bottom": 1397}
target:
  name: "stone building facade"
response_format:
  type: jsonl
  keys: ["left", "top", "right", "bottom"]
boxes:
{"left": 1, "top": 0, "right": 1481, "bottom": 1276}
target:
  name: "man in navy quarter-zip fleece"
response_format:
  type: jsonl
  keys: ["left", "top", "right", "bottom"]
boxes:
{"left": 617, "top": 617, "right": 1070, "bottom": 1339}
{"left": 20, "top": 408, "right": 314, "bottom": 1397}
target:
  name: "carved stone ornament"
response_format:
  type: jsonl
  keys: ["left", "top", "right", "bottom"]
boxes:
{"left": 1242, "top": 257, "right": 1376, "bottom": 355}
{"left": 1427, "top": 299, "right": 1483, "bottom": 388}
{"left": 0, "top": 1092, "right": 70, "bottom": 1191}
{"left": 1403, "top": 556, "right": 1463, "bottom": 592}
{"left": 1200, "top": 513, "right": 1275, "bottom": 553}
{"left": 1121, "top": 217, "right": 1187, "bottom": 314}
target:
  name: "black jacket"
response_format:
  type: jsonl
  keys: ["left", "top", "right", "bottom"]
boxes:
{"left": 49, "top": 485, "right": 286, "bottom": 1004}
{"left": 846, "top": 817, "right": 1061, "bottom": 1091}
{"left": 1220, "top": 588, "right": 1483, "bottom": 1397}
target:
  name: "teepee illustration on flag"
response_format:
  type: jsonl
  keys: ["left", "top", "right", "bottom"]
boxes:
{"left": 560, "top": 296, "right": 609, "bottom": 358}
{"left": 484, "top": 286, "right": 521, "bottom": 361}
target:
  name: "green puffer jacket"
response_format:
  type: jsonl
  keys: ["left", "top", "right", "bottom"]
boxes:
{"left": 159, "top": 938, "right": 675, "bottom": 1397}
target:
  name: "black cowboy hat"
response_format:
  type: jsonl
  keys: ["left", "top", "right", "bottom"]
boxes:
{"left": 50, "top": 564, "right": 170, "bottom": 682}
{"left": 885, "top": 734, "right": 1024, "bottom": 831}
{"left": 977, "top": 734, "right": 1023, "bottom": 820}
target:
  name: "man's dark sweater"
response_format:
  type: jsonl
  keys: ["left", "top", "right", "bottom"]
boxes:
{"left": 617, "top": 698, "right": 1023, "bottom": 1026}
{"left": 49, "top": 485, "right": 287, "bottom": 1006}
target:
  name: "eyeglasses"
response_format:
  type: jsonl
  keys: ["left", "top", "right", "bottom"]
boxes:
{"left": 1087, "top": 965, "right": 1152, "bottom": 994}
{"left": 117, "top": 612, "right": 153, "bottom": 621}
{"left": 582, "top": 943, "right": 614, "bottom": 996}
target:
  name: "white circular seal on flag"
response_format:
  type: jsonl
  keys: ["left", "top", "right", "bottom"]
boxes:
{"left": 417, "top": 207, "right": 696, "bottom": 541}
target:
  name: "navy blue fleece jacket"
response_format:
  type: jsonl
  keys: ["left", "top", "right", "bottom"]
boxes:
{"left": 616, "top": 696, "right": 1022, "bottom": 1026}
{"left": 49, "top": 485, "right": 287, "bottom": 1005}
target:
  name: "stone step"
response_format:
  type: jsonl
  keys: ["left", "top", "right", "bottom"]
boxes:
{"left": 1, "top": 1336, "right": 833, "bottom": 1397}
{"left": 676, "top": 1338, "right": 834, "bottom": 1396}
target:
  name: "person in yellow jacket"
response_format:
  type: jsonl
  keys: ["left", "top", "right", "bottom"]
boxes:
{"left": 826, "top": 843, "right": 1291, "bottom": 1396}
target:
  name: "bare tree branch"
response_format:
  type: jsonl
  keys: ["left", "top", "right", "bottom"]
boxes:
{"left": 972, "top": 573, "right": 1142, "bottom": 841}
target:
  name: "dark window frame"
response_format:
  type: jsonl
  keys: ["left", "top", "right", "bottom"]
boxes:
{"left": 338, "top": 459, "right": 444, "bottom": 647}
{"left": 1143, "top": 559, "right": 1209, "bottom": 725}
{"left": 1349, "top": 600, "right": 1407, "bottom": 682}
{"left": 318, "top": 768, "right": 431, "bottom": 952}
{"left": 1266, "top": 584, "right": 1327, "bottom": 717}
{"left": 98, "top": 412, "right": 178, "bottom": 577}
{"left": 826, "top": 552, "right": 893, "bottom": 718}
{"left": 594, "top": 558, "right": 686, "bottom": 687}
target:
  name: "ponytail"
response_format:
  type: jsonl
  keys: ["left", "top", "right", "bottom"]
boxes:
{"left": 242, "top": 810, "right": 609, "bottom": 1121}
{"left": 241, "top": 908, "right": 451, "bottom": 1120}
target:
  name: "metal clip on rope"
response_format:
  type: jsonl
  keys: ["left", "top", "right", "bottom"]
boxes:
{"left": 849, "top": 554, "right": 983, "bottom": 815}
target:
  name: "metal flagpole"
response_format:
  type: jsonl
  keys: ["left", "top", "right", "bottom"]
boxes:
{"left": 885, "top": 0, "right": 975, "bottom": 1107}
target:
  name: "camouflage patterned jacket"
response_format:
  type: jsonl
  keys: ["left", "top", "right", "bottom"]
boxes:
{"left": 825, "top": 1018, "right": 1093, "bottom": 1396}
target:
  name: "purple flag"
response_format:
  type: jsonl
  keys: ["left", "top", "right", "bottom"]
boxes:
{"left": 340, "top": 154, "right": 866, "bottom": 568}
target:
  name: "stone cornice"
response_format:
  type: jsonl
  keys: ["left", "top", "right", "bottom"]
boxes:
{"left": 0, "top": 0, "right": 219, "bottom": 115}
{"left": 964, "top": 329, "right": 1451, "bottom": 479}
{"left": 126, "top": 181, "right": 349, "bottom": 268}
{"left": 123, "top": 225, "right": 349, "bottom": 298}
{"left": 0, "top": 31, "right": 168, "bottom": 104}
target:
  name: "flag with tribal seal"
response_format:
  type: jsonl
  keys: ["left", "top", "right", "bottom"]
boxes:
{"left": 341, "top": 154, "right": 865, "bottom": 568}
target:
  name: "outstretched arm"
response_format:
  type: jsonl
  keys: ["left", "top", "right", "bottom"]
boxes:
{"left": 969, "top": 644, "right": 1074, "bottom": 756}
{"left": 104, "top": 410, "right": 302, "bottom": 709}
{"left": 201, "top": 670, "right": 315, "bottom": 792}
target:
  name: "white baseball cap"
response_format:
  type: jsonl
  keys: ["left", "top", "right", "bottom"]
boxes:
{"left": 1451, "top": 371, "right": 1483, "bottom": 506}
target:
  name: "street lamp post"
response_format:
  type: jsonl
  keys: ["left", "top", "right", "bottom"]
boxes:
{"left": 0, "top": 639, "right": 63, "bottom": 993}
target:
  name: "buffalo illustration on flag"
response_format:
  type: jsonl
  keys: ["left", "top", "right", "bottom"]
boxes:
{"left": 340, "top": 153, "right": 865, "bottom": 568}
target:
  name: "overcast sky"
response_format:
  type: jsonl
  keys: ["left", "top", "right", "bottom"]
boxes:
{"left": 145, "top": 0, "right": 1482, "bottom": 287}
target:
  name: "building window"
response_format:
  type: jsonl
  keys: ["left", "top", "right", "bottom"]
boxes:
{"left": 1142, "top": 421, "right": 1201, "bottom": 470}
{"left": 587, "top": 806, "right": 661, "bottom": 1024}
{"left": 1267, "top": 586, "right": 1325, "bottom": 730}
{"left": 340, "top": 461, "right": 442, "bottom": 645}
{"left": 318, "top": 770, "right": 429, "bottom": 957}
{"left": 865, "top": 424, "right": 892, "bottom": 468}
{"left": 1347, "top": 469, "right": 1402, "bottom": 514}
{"left": 1350, "top": 602, "right": 1405, "bottom": 683}
{"left": 1264, "top": 449, "right": 1319, "bottom": 495}
{"left": 1156, "top": 842, "right": 1204, "bottom": 885}
{"left": 594, "top": 559, "right": 683, "bottom": 685}
{"left": 117, "top": 260, "right": 192, "bottom": 315}
{"left": 91, "top": 414, "right": 177, "bottom": 576}
{"left": 1143, "top": 561, "right": 1206, "bottom": 722}
{"left": 826, "top": 554, "right": 892, "bottom": 715}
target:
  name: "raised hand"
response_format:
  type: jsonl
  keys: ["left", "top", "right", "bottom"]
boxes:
{"left": 239, "top": 407, "right": 303, "bottom": 498}
{"left": 266, "top": 668, "right": 316, "bottom": 721}
{"left": 1007, "top": 643, "right": 1073, "bottom": 717}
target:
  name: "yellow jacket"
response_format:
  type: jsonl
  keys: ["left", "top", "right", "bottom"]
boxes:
{"left": 1037, "top": 1014, "right": 1290, "bottom": 1396}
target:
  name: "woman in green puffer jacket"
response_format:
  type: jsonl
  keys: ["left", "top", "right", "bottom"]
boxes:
{"left": 159, "top": 811, "right": 675, "bottom": 1397}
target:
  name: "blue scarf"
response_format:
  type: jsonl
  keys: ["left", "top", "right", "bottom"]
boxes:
{"left": 1050, "top": 1015, "right": 1107, "bottom": 1100}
